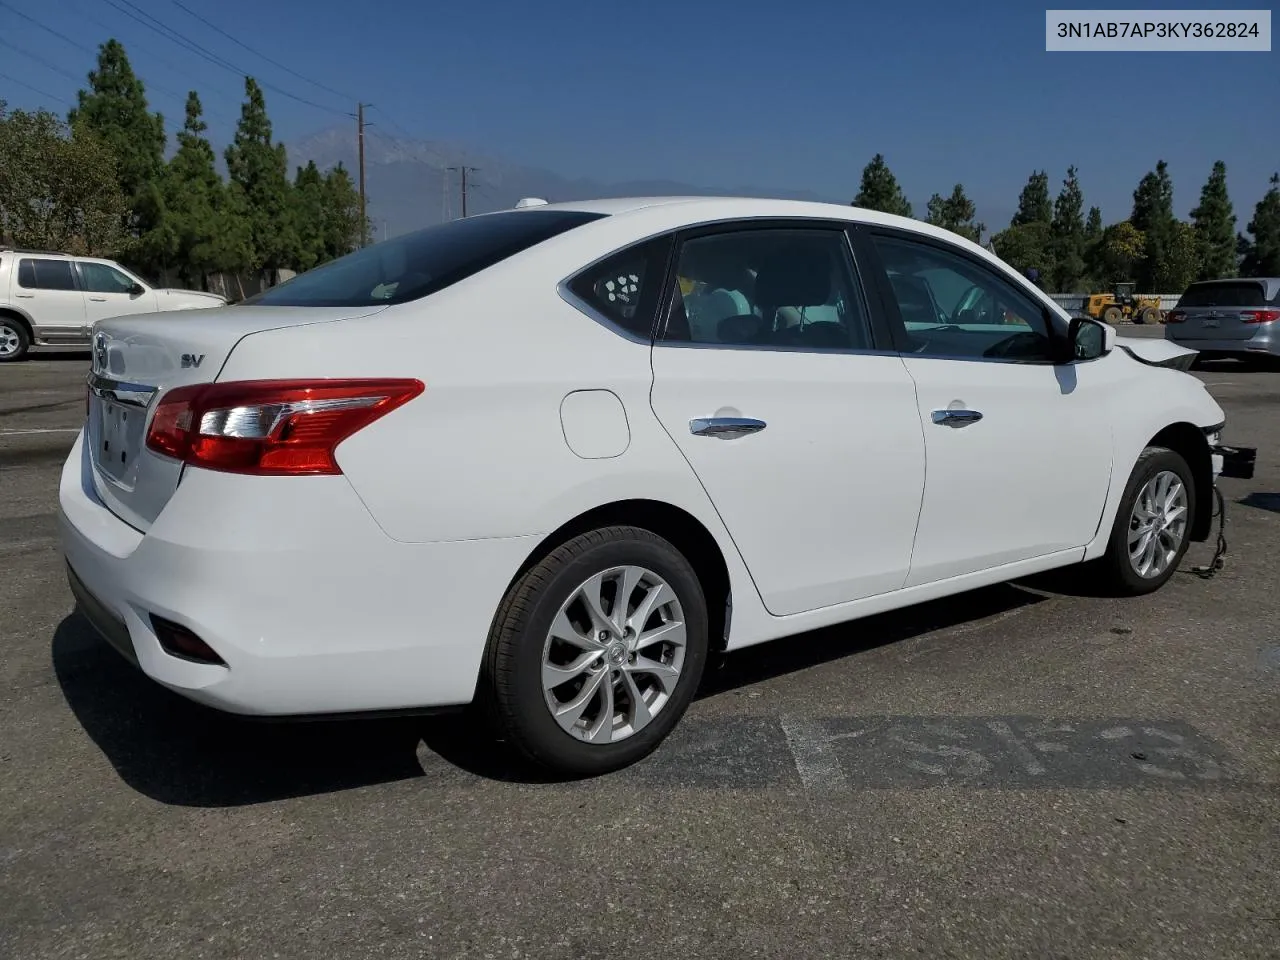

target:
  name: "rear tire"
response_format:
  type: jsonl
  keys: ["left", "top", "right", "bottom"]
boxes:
{"left": 1089, "top": 446, "right": 1195, "bottom": 596}
{"left": 1102, "top": 306, "right": 1123, "bottom": 324}
{"left": 0, "top": 317, "right": 30, "bottom": 362}
{"left": 1138, "top": 307, "right": 1160, "bottom": 325}
{"left": 481, "top": 526, "right": 709, "bottom": 777}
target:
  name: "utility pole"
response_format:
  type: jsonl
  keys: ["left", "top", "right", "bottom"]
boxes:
{"left": 356, "top": 103, "right": 371, "bottom": 246}
{"left": 448, "top": 165, "right": 479, "bottom": 217}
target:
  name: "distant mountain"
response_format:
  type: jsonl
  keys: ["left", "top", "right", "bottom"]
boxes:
{"left": 287, "top": 126, "right": 838, "bottom": 238}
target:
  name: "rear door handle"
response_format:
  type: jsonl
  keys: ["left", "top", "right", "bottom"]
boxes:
{"left": 14, "top": 293, "right": 34, "bottom": 298}
{"left": 690, "top": 417, "right": 766, "bottom": 440}
{"left": 931, "top": 409, "right": 983, "bottom": 427}
{"left": 88, "top": 296, "right": 107, "bottom": 302}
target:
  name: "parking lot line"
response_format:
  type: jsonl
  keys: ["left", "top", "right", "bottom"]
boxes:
{"left": 0, "top": 428, "right": 81, "bottom": 436}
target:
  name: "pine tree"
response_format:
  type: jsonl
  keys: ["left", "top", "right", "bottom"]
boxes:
{"left": 1240, "top": 174, "right": 1280, "bottom": 277}
{"left": 224, "top": 77, "right": 299, "bottom": 276}
{"left": 1131, "top": 160, "right": 1175, "bottom": 289}
{"left": 1155, "top": 220, "right": 1201, "bottom": 291}
{"left": 851, "top": 154, "right": 912, "bottom": 218}
{"left": 925, "top": 184, "right": 983, "bottom": 242}
{"left": 1011, "top": 171, "right": 1053, "bottom": 226}
{"left": 1049, "top": 166, "right": 1086, "bottom": 291}
{"left": 1190, "top": 161, "right": 1237, "bottom": 280}
{"left": 320, "top": 163, "right": 363, "bottom": 259}
{"left": 164, "top": 92, "right": 250, "bottom": 286}
{"left": 293, "top": 160, "right": 327, "bottom": 270}
{"left": 69, "top": 39, "right": 170, "bottom": 272}
{"left": 1085, "top": 206, "right": 1103, "bottom": 239}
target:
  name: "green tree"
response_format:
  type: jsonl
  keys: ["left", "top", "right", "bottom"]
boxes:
{"left": 1239, "top": 173, "right": 1280, "bottom": 277}
{"left": 1154, "top": 220, "right": 1200, "bottom": 291}
{"left": 1085, "top": 206, "right": 1103, "bottom": 240}
{"left": 925, "top": 183, "right": 983, "bottom": 242}
{"left": 1049, "top": 165, "right": 1086, "bottom": 291}
{"left": 851, "top": 154, "right": 912, "bottom": 217}
{"left": 163, "top": 92, "right": 251, "bottom": 286}
{"left": 1011, "top": 171, "right": 1053, "bottom": 226}
{"left": 1092, "top": 221, "right": 1145, "bottom": 285}
{"left": 0, "top": 106, "right": 126, "bottom": 254}
{"left": 990, "top": 221, "right": 1053, "bottom": 281}
{"left": 224, "top": 77, "right": 298, "bottom": 276}
{"left": 1190, "top": 161, "right": 1236, "bottom": 280}
{"left": 321, "top": 163, "right": 364, "bottom": 259}
{"left": 292, "top": 160, "right": 327, "bottom": 270}
{"left": 1131, "top": 160, "right": 1175, "bottom": 289}
{"left": 68, "top": 39, "right": 170, "bottom": 271}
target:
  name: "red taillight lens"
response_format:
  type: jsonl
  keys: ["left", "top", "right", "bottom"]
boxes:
{"left": 145, "top": 379, "right": 424, "bottom": 475}
{"left": 1165, "top": 310, "right": 1185, "bottom": 323}
{"left": 1241, "top": 309, "right": 1280, "bottom": 324}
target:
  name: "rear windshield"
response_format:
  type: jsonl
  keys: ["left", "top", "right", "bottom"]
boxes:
{"left": 1177, "top": 282, "right": 1267, "bottom": 308}
{"left": 244, "top": 210, "right": 606, "bottom": 308}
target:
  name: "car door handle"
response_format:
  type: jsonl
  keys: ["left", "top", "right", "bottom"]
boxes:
{"left": 689, "top": 417, "right": 766, "bottom": 440}
{"left": 931, "top": 409, "right": 983, "bottom": 427}
{"left": 88, "top": 296, "right": 108, "bottom": 301}
{"left": 14, "top": 293, "right": 34, "bottom": 298}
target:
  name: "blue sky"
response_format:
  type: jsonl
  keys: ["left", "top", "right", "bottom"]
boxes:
{"left": 2, "top": 0, "right": 1276, "bottom": 228}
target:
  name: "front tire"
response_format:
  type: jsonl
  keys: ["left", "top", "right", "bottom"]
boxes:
{"left": 0, "top": 317, "right": 30, "bottom": 362}
{"left": 482, "top": 526, "right": 709, "bottom": 776}
{"left": 1092, "top": 446, "right": 1195, "bottom": 595}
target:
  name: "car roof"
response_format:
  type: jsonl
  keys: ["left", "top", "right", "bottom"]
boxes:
{"left": 1186, "top": 276, "right": 1280, "bottom": 299}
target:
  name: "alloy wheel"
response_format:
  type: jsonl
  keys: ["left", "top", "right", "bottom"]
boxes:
{"left": 1128, "top": 470, "right": 1188, "bottom": 578}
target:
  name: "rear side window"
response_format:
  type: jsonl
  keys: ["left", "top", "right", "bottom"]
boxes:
{"left": 18, "top": 258, "right": 77, "bottom": 291}
{"left": 1177, "top": 282, "right": 1266, "bottom": 308}
{"left": 565, "top": 237, "right": 672, "bottom": 339}
{"left": 245, "top": 210, "right": 607, "bottom": 308}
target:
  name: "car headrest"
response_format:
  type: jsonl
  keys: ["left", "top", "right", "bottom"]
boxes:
{"left": 754, "top": 246, "right": 832, "bottom": 308}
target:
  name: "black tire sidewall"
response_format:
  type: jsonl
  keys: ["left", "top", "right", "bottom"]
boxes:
{"left": 1106, "top": 446, "right": 1196, "bottom": 593}
{"left": 0, "top": 319, "right": 30, "bottom": 362}
{"left": 495, "top": 531, "right": 709, "bottom": 775}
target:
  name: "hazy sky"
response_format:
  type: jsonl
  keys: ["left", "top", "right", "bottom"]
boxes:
{"left": 2, "top": 0, "right": 1277, "bottom": 228}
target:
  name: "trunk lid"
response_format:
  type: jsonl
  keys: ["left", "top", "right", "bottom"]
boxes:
{"left": 86, "top": 305, "right": 385, "bottom": 531}
{"left": 1169, "top": 280, "right": 1270, "bottom": 340}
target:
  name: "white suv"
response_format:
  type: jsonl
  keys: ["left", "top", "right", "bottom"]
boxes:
{"left": 0, "top": 249, "right": 226, "bottom": 361}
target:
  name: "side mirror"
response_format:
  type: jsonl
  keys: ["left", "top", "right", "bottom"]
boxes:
{"left": 129, "top": 282, "right": 145, "bottom": 296}
{"left": 1066, "top": 316, "right": 1114, "bottom": 361}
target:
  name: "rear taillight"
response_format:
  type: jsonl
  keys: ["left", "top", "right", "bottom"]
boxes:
{"left": 1241, "top": 309, "right": 1280, "bottom": 324}
{"left": 145, "top": 379, "right": 424, "bottom": 475}
{"left": 1165, "top": 310, "right": 1185, "bottom": 323}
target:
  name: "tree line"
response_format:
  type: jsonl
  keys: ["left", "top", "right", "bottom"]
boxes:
{"left": 851, "top": 153, "right": 1280, "bottom": 293}
{"left": 0, "top": 39, "right": 365, "bottom": 293}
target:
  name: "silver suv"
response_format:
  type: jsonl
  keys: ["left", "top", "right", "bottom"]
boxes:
{"left": 0, "top": 248, "right": 225, "bottom": 362}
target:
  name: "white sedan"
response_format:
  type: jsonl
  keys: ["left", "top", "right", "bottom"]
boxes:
{"left": 59, "top": 197, "right": 1237, "bottom": 776}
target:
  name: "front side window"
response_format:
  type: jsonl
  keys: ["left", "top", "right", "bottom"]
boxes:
{"left": 662, "top": 228, "right": 871, "bottom": 351}
{"left": 17, "top": 258, "right": 76, "bottom": 291}
{"left": 244, "top": 209, "right": 606, "bottom": 308}
{"left": 79, "top": 262, "right": 138, "bottom": 294}
{"left": 871, "top": 236, "right": 1056, "bottom": 362}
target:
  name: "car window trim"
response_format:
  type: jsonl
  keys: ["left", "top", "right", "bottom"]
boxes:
{"left": 652, "top": 218, "right": 891, "bottom": 355}
{"left": 558, "top": 233, "right": 677, "bottom": 344}
{"left": 856, "top": 225, "right": 1073, "bottom": 365}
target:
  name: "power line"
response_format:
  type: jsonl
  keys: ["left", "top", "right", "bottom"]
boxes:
{"left": 99, "top": 0, "right": 350, "bottom": 117}
{"left": 0, "top": 69, "right": 74, "bottom": 107}
{"left": 0, "top": 0, "right": 98, "bottom": 56}
{"left": 0, "top": 37, "right": 87, "bottom": 86}
{"left": 168, "top": 0, "right": 353, "bottom": 102}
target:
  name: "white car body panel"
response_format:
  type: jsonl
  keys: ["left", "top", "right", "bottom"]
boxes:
{"left": 57, "top": 196, "right": 1229, "bottom": 718}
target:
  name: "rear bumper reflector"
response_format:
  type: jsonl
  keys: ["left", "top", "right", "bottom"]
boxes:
{"left": 151, "top": 615, "right": 227, "bottom": 665}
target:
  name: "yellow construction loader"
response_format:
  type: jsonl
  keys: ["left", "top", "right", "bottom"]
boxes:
{"left": 1083, "top": 283, "right": 1165, "bottom": 324}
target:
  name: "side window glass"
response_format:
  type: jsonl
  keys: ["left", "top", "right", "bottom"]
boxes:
{"left": 18, "top": 258, "right": 76, "bottom": 291}
{"left": 662, "top": 229, "right": 870, "bottom": 351}
{"left": 80, "top": 263, "right": 137, "bottom": 294}
{"left": 872, "top": 236, "right": 1054, "bottom": 361}
{"left": 566, "top": 237, "right": 671, "bottom": 339}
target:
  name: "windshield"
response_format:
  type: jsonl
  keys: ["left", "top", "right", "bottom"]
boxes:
{"left": 1177, "top": 282, "right": 1267, "bottom": 308}
{"left": 244, "top": 210, "right": 606, "bottom": 308}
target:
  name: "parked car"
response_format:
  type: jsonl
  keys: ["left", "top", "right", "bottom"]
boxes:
{"left": 60, "top": 198, "right": 1240, "bottom": 777}
{"left": 0, "top": 248, "right": 226, "bottom": 361}
{"left": 1164, "top": 277, "right": 1280, "bottom": 364}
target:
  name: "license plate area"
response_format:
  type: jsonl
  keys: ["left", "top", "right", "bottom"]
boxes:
{"left": 96, "top": 397, "right": 140, "bottom": 483}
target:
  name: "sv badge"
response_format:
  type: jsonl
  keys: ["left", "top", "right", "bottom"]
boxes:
{"left": 181, "top": 353, "right": 205, "bottom": 369}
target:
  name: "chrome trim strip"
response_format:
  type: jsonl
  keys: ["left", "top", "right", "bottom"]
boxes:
{"left": 86, "top": 372, "right": 157, "bottom": 408}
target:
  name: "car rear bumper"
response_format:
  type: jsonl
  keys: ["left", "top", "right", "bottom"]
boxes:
{"left": 1166, "top": 329, "right": 1278, "bottom": 356}
{"left": 58, "top": 429, "right": 538, "bottom": 716}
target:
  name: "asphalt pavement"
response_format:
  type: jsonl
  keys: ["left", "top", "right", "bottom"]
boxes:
{"left": 1, "top": 336, "right": 1277, "bottom": 959}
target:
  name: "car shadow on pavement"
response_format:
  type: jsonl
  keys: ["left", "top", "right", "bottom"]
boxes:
{"left": 55, "top": 581, "right": 1055, "bottom": 799}
{"left": 1239, "top": 492, "right": 1280, "bottom": 515}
